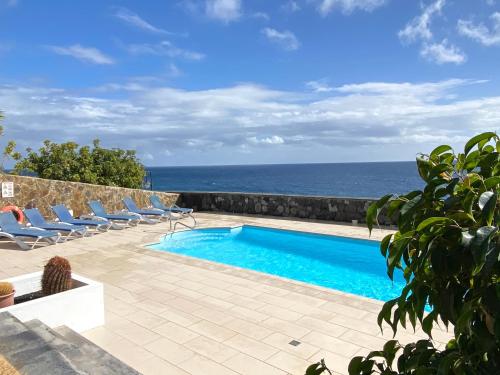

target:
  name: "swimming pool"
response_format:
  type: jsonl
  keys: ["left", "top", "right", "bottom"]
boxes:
{"left": 150, "top": 225, "right": 405, "bottom": 302}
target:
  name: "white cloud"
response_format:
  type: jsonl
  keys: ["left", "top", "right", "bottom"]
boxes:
{"left": 1, "top": 79, "right": 498, "bottom": 165}
{"left": 167, "top": 63, "right": 183, "bottom": 78}
{"left": 282, "top": 1, "right": 301, "bottom": 12}
{"left": 420, "top": 39, "right": 466, "bottom": 64}
{"left": 251, "top": 12, "right": 270, "bottom": 21}
{"left": 46, "top": 44, "right": 114, "bottom": 65}
{"left": 126, "top": 41, "right": 205, "bottom": 61}
{"left": 398, "top": 0, "right": 446, "bottom": 43}
{"left": 306, "top": 80, "right": 334, "bottom": 92}
{"left": 248, "top": 135, "right": 285, "bottom": 145}
{"left": 205, "top": 0, "right": 242, "bottom": 23}
{"left": 398, "top": 1, "right": 465, "bottom": 66}
{"left": 262, "top": 28, "right": 300, "bottom": 51}
{"left": 457, "top": 12, "right": 500, "bottom": 46}
{"left": 114, "top": 7, "right": 169, "bottom": 35}
{"left": 315, "top": 0, "right": 387, "bottom": 16}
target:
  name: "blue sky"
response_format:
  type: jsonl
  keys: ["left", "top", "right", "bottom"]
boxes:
{"left": 0, "top": 0, "right": 499, "bottom": 166}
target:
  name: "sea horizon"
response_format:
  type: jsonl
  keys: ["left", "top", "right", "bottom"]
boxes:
{"left": 145, "top": 161, "right": 422, "bottom": 199}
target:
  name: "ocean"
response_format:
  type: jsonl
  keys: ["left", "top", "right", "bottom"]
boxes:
{"left": 146, "top": 162, "right": 422, "bottom": 198}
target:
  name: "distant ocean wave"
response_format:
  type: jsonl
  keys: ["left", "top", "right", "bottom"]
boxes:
{"left": 146, "top": 162, "right": 422, "bottom": 198}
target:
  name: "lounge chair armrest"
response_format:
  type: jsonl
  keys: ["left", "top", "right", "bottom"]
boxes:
{"left": 80, "top": 214, "right": 108, "bottom": 222}
{"left": 30, "top": 226, "right": 48, "bottom": 231}
{"left": 118, "top": 210, "right": 142, "bottom": 219}
{"left": 58, "top": 221, "right": 74, "bottom": 226}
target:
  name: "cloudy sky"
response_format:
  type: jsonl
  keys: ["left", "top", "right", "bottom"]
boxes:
{"left": 0, "top": 0, "right": 499, "bottom": 166}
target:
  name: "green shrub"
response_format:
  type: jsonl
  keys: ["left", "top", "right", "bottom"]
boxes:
{"left": 307, "top": 132, "right": 499, "bottom": 375}
{"left": 13, "top": 139, "right": 146, "bottom": 189}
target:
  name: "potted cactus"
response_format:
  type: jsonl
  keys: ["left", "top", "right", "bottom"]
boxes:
{"left": 41, "top": 256, "right": 72, "bottom": 296}
{"left": 0, "top": 281, "right": 15, "bottom": 308}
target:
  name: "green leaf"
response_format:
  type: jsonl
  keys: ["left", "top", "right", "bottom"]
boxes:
{"left": 422, "top": 311, "right": 436, "bottom": 338}
{"left": 380, "top": 233, "right": 393, "bottom": 258}
{"left": 430, "top": 145, "right": 453, "bottom": 159}
{"left": 416, "top": 217, "right": 454, "bottom": 232}
{"left": 366, "top": 194, "right": 392, "bottom": 234}
{"left": 464, "top": 132, "right": 497, "bottom": 155}
{"left": 478, "top": 192, "right": 497, "bottom": 226}
{"left": 484, "top": 176, "right": 500, "bottom": 189}
{"left": 305, "top": 361, "right": 331, "bottom": 375}
{"left": 416, "top": 155, "right": 432, "bottom": 181}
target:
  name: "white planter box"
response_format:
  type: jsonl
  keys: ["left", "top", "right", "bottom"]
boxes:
{"left": 0, "top": 272, "right": 104, "bottom": 332}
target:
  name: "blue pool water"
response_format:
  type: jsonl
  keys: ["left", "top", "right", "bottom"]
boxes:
{"left": 150, "top": 226, "right": 405, "bottom": 302}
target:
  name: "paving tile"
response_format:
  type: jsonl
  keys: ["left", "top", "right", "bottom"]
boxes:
{"left": 223, "top": 352, "right": 287, "bottom": 375}
{"left": 261, "top": 317, "right": 311, "bottom": 338}
{"left": 178, "top": 354, "right": 239, "bottom": 375}
{"left": 263, "top": 332, "right": 320, "bottom": 359}
{"left": 192, "top": 307, "right": 234, "bottom": 325}
{"left": 301, "top": 331, "right": 361, "bottom": 357}
{"left": 225, "top": 317, "right": 274, "bottom": 340}
{"left": 144, "top": 337, "right": 195, "bottom": 365}
{"left": 138, "top": 298, "right": 170, "bottom": 315}
{"left": 112, "top": 321, "right": 162, "bottom": 346}
{"left": 266, "top": 351, "right": 312, "bottom": 375}
{"left": 188, "top": 320, "right": 237, "bottom": 342}
{"left": 258, "top": 304, "right": 303, "bottom": 322}
{"left": 169, "top": 297, "right": 205, "bottom": 313}
{"left": 230, "top": 305, "right": 270, "bottom": 323}
{"left": 83, "top": 327, "right": 156, "bottom": 369}
{"left": 309, "top": 350, "right": 352, "bottom": 375}
{"left": 339, "top": 329, "right": 387, "bottom": 349}
{"left": 255, "top": 292, "right": 298, "bottom": 308}
{"left": 184, "top": 336, "right": 239, "bottom": 363}
{"left": 224, "top": 334, "right": 279, "bottom": 361}
{"left": 321, "top": 301, "right": 370, "bottom": 319}
{"left": 133, "top": 356, "right": 190, "bottom": 375}
{"left": 296, "top": 316, "right": 348, "bottom": 338}
{"left": 158, "top": 307, "right": 202, "bottom": 327}
{"left": 125, "top": 309, "right": 167, "bottom": 329}
{"left": 199, "top": 295, "right": 235, "bottom": 311}
{"left": 329, "top": 313, "right": 382, "bottom": 335}
{"left": 153, "top": 321, "right": 200, "bottom": 344}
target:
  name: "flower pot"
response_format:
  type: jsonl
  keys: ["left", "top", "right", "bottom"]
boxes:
{"left": 0, "top": 291, "right": 15, "bottom": 308}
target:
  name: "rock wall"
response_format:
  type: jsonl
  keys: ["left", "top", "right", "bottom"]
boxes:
{"left": 0, "top": 174, "right": 179, "bottom": 219}
{"left": 178, "top": 191, "right": 394, "bottom": 225}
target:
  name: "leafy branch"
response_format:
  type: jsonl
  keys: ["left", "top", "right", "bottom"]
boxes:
{"left": 306, "top": 132, "right": 500, "bottom": 375}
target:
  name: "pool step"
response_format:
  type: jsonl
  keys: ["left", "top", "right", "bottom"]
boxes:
{"left": 0, "top": 312, "right": 139, "bottom": 375}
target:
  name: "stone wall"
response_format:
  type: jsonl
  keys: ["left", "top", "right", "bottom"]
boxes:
{"left": 178, "top": 191, "right": 394, "bottom": 225}
{"left": 0, "top": 174, "right": 179, "bottom": 219}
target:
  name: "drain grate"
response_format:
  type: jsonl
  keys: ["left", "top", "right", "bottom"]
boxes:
{"left": 289, "top": 340, "right": 301, "bottom": 346}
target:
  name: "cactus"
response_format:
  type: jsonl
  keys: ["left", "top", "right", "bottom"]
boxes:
{"left": 0, "top": 282, "right": 14, "bottom": 296}
{"left": 41, "top": 256, "right": 72, "bottom": 296}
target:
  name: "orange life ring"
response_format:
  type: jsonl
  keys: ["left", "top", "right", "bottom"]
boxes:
{"left": 1, "top": 205, "right": 24, "bottom": 223}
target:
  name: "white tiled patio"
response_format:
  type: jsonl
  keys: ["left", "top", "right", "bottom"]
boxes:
{"left": 0, "top": 213, "right": 451, "bottom": 375}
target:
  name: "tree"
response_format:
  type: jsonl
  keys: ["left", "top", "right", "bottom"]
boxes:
{"left": 0, "top": 112, "right": 21, "bottom": 172}
{"left": 13, "top": 139, "right": 146, "bottom": 189}
{"left": 307, "top": 132, "right": 499, "bottom": 375}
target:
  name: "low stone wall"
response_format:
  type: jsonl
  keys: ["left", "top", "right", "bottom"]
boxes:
{"left": 0, "top": 174, "right": 179, "bottom": 219}
{"left": 178, "top": 191, "right": 393, "bottom": 225}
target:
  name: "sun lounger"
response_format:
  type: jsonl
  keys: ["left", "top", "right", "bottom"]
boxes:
{"left": 88, "top": 200, "right": 141, "bottom": 226}
{"left": 24, "top": 208, "right": 87, "bottom": 240}
{"left": 122, "top": 197, "right": 170, "bottom": 221}
{"left": 51, "top": 204, "right": 113, "bottom": 231}
{"left": 149, "top": 195, "right": 196, "bottom": 225}
{"left": 0, "top": 211, "right": 61, "bottom": 250}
